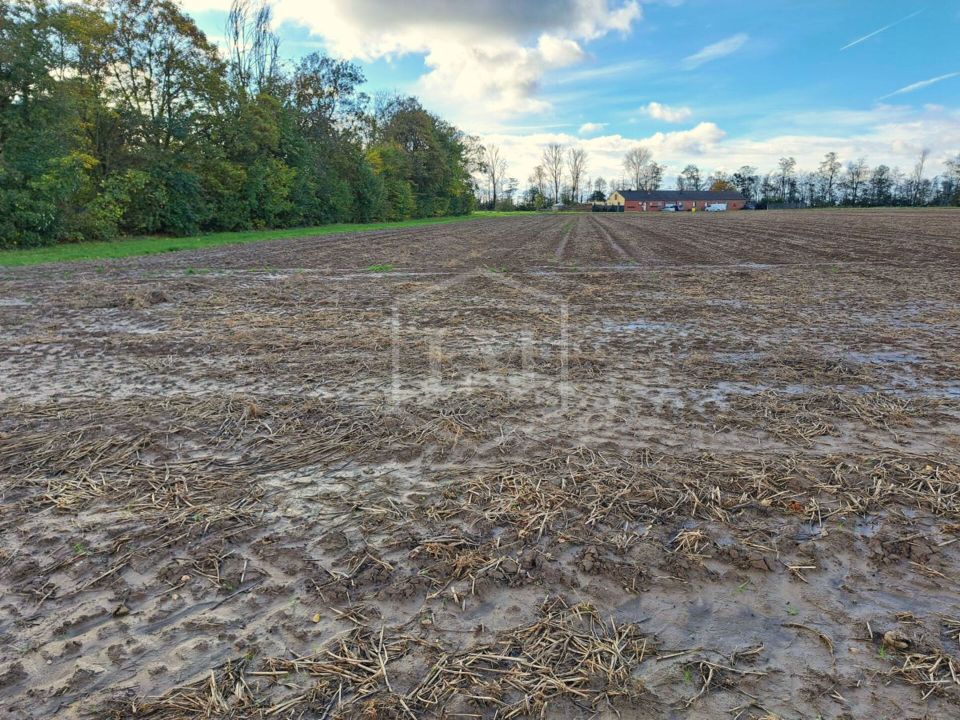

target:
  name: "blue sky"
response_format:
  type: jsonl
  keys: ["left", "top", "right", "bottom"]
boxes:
{"left": 183, "top": 0, "right": 960, "bottom": 186}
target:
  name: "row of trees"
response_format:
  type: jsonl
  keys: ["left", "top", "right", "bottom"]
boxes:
{"left": 477, "top": 142, "right": 595, "bottom": 210}
{"left": 716, "top": 151, "right": 960, "bottom": 207}
{"left": 1, "top": 0, "right": 476, "bottom": 248}
{"left": 476, "top": 142, "right": 960, "bottom": 210}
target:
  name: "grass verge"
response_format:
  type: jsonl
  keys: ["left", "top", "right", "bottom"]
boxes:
{"left": 0, "top": 211, "right": 532, "bottom": 268}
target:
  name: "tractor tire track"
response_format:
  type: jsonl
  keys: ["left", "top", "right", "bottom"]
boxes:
{"left": 554, "top": 218, "right": 576, "bottom": 261}
{"left": 592, "top": 215, "right": 642, "bottom": 264}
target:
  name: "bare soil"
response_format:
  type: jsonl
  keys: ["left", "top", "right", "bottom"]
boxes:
{"left": 1, "top": 209, "right": 959, "bottom": 719}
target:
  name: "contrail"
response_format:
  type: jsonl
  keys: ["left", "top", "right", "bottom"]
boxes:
{"left": 878, "top": 71, "right": 960, "bottom": 101}
{"left": 840, "top": 9, "right": 924, "bottom": 51}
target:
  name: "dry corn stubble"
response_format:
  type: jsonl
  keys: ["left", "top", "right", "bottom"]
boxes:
{"left": 1, "top": 209, "right": 960, "bottom": 719}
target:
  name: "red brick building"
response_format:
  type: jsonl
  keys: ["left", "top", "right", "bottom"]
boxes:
{"left": 608, "top": 189, "right": 746, "bottom": 212}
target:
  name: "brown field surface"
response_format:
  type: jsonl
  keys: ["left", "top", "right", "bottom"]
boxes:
{"left": 2, "top": 208, "right": 960, "bottom": 719}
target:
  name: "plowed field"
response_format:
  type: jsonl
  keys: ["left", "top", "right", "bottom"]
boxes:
{"left": 2, "top": 209, "right": 959, "bottom": 718}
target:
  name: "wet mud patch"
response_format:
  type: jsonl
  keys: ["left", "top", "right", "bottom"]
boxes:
{"left": 2, "top": 209, "right": 960, "bottom": 717}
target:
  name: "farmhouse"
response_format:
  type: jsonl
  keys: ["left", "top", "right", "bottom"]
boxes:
{"left": 607, "top": 189, "right": 746, "bottom": 212}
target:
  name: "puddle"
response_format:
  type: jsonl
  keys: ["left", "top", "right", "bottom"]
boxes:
{"left": 853, "top": 516, "right": 883, "bottom": 538}
{"left": 603, "top": 319, "right": 691, "bottom": 334}
{"left": 699, "top": 382, "right": 811, "bottom": 404}
{"left": 845, "top": 350, "right": 923, "bottom": 365}
{"left": 794, "top": 524, "right": 826, "bottom": 542}
{"left": 69, "top": 310, "right": 167, "bottom": 335}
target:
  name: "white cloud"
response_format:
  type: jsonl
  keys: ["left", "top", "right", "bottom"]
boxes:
{"left": 646, "top": 122, "right": 724, "bottom": 153}
{"left": 579, "top": 122, "right": 607, "bottom": 134}
{"left": 681, "top": 33, "right": 748, "bottom": 69}
{"left": 878, "top": 72, "right": 960, "bottom": 100}
{"left": 482, "top": 122, "right": 726, "bottom": 186}
{"left": 415, "top": 36, "right": 589, "bottom": 115}
{"left": 642, "top": 101, "right": 692, "bottom": 123}
{"left": 480, "top": 106, "right": 960, "bottom": 190}
{"left": 182, "top": 0, "right": 644, "bottom": 117}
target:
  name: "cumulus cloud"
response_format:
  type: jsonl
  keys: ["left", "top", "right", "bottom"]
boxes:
{"left": 682, "top": 33, "right": 748, "bottom": 69}
{"left": 479, "top": 106, "right": 960, "bottom": 190}
{"left": 482, "top": 122, "right": 726, "bottom": 186}
{"left": 642, "top": 101, "right": 692, "bottom": 123}
{"left": 579, "top": 122, "right": 607, "bottom": 134}
{"left": 183, "top": 0, "right": 643, "bottom": 116}
{"left": 645, "top": 121, "right": 724, "bottom": 153}
{"left": 415, "top": 36, "right": 589, "bottom": 115}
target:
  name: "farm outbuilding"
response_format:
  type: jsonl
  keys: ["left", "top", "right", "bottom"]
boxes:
{"left": 608, "top": 189, "right": 746, "bottom": 212}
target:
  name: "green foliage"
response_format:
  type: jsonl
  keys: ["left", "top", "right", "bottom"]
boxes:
{"left": 79, "top": 169, "right": 150, "bottom": 242}
{"left": 386, "top": 178, "right": 417, "bottom": 221}
{"left": 0, "top": 0, "right": 478, "bottom": 249}
{"left": 246, "top": 157, "right": 296, "bottom": 228}
{"left": 352, "top": 160, "right": 387, "bottom": 222}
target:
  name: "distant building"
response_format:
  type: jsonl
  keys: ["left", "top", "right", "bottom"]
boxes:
{"left": 607, "top": 189, "right": 746, "bottom": 212}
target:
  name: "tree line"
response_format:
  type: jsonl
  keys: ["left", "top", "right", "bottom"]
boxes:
{"left": 701, "top": 150, "right": 960, "bottom": 208}
{"left": 477, "top": 142, "right": 960, "bottom": 210}
{"left": 1, "top": 0, "right": 477, "bottom": 248}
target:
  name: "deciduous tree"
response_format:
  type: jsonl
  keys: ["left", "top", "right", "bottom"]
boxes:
{"left": 909, "top": 148, "right": 930, "bottom": 206}
{"left": 0, "top": 0, "right": 476, "bottom": 248}
{"left": 541, "top": 143, "right": 565, "bottom": 203}
{"left": 777, "top": 157, "right": 797, "bottom": 202}
{"left": 566, "top": 147, "right": 587, "bottom": 204}
{"left": 816, "top": 151, "right": 841, "bottom": 206}
{"left": 481, "top": 143, "right": 507, "bottom": 207}
{"left": 623, "top": 146, "right": 652, "bottom": 190}
{"left": 678, "top": 164, "right": 702, "bottom": 191}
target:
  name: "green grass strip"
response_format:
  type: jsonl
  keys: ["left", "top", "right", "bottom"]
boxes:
{"left": 0, "top": 211, "right": 534, "bottom": 267}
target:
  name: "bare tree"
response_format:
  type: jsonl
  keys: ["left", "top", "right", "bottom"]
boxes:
{"left": 817, "top": 151, "right": 842, "bottom": 206}
{"left": 623, "top": 146, "right": 653, "bottom": 190}
{"left": 482, "top": 144, "right": 508, "bottom": 207}
{"left": 638, "top": 162, "right": 664, "bottom": 191}
{"left": 226, "top": 0, "right": 280, "bottom": 95}
{"left": 800, "top": 171, "right": 817, "bottom": 207}
{"left": 910, "top": 148, "right": 930, "bottom": 206}
{"left": 732, "top": 166, "right": 759, "bottom": 201}
{"left": 566, "top": 147, "right": 588, "bottom": 204}
{"left": 946, "top": 154, "right": 960, "bottom": 205}
{"left": 777, "top": 157, "right": 797, "bottom": 202}
{"left": 842, "top": 159, "right": 868, "bottom": 205}
{"left": 869, "top": 164, "right": 893, "bottom": 205}
{"left": 541, "top": 143, "right": 565, "bottom": 203}
{"left": 947, "top": 154, "right": 960, "bottom": 182}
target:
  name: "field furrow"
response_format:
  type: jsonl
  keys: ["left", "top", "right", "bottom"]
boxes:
{"left": 2, "top": 208, "right": 959, "bottom": 719}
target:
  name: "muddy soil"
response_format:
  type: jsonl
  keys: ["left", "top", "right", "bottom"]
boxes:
{"left": 1, "top": 209, "right": 959, "bottom": 719}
